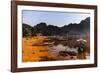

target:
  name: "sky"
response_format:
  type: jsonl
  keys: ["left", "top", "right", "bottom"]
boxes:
{"left": 22, "top": 10, "right": 90, "bottom": 27}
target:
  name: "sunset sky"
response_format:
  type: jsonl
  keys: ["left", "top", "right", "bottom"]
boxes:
{"left": 22, "top": 10, "right": 90, "bottom": 27}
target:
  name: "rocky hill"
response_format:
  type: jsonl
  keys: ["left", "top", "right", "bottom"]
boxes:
{"left": 22, "top": 17, "right": 90, "bottom": 37}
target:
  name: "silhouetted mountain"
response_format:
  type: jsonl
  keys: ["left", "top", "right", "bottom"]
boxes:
{"left": 22, "top": 17, "right": 90, "bottom": 36}
{"left": 66, "top": 17, "right": 90, "bottom": 35}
